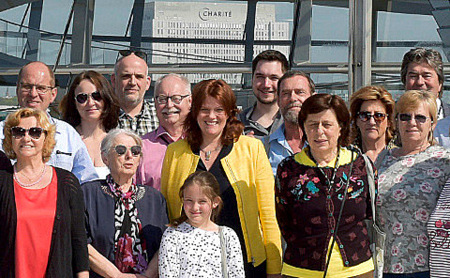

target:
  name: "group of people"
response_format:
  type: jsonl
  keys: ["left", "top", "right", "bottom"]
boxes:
{"left": 0, "top": 47, "right": 449, "bottom": 278}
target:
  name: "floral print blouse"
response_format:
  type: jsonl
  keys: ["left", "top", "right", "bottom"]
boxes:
{"left": 376, "top": 145, "right": 450, "bottom": 274}
{"left": 276, "top": 147, "right": 373, "bottom": 271}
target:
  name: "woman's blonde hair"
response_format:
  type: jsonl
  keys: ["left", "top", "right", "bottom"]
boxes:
{"left": 395, "top": 90, "right": 437, "bottom": 146}
{"left": 3, "top": 108, "right": 56, "bottom": 162}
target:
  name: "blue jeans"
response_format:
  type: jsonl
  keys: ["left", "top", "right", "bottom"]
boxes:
{"left": 383, "top": 271, "right": 430, "bottom": 278}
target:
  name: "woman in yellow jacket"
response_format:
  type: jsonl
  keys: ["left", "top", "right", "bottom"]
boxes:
{"left": 160, "top": 79, "right": 282, "bottom": 277}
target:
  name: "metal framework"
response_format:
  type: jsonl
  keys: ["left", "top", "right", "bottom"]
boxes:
{"left": 0, "top": 0, "right": 449, "bottom": 99}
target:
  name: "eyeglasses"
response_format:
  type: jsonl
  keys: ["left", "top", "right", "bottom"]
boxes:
{"left": 398, "top": 113, "right": 431, "bottom": 124}
{"left": 114, "top": 145, "right": 142, "bottom": 157}
{"left": 155, "top": 94, "right": 190, "bottom": 105}
{"left": 118, "top": 50, "right": 147, "bottom": 62}
{"left": 357, "top": 111, "right": 387, "bottom": 123}
{"left": 19, "top": 82, "right": 54, "bottom": 95}
{"left": 11, "top": 126, "right": 46, "bottom": 139}
{"left": 75, "top": 91, "right": 102, "bottom": 104}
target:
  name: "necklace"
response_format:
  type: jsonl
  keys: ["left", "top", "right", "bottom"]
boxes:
{"left": 14, "top": 164, "right": 46, "bottom": 187}
{"left": 200, "top": 145, "right": 222, "bottom": 161}
{"left": 308, "top": 148, "right": 340, "bottom": 192}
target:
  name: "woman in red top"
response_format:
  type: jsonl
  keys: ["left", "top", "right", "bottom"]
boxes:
{"left": 0, "top": 108, "right": 89, "bottom": 278}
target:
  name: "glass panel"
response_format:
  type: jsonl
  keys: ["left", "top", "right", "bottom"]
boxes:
{"left": 372, "top": 1, "right": 450, "bottom": 102}
{"left": 311, "top": 2, "right": 348, "bottom": 63}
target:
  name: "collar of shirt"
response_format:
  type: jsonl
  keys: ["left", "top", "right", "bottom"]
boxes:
{"left": 119, "top": 99, "right": 154, "bottom": 120}
{"left": 45, "top": 112, "right": 62, "bottom": 135}
{"left": 437, "top": 98, "right": 444, "bottom": 119}
{"left": 246, "top": 102, "right": 282, "bottom": 124}
{"left": 269, "top": 123, "right": 307, "bottom": 151}
{"left": 155, "top": 126, "right": 183, "bottom": 143}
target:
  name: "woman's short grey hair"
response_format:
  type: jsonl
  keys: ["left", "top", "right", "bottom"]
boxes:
{"left": 101, "top": 128, "right": 143, "bottom": 156}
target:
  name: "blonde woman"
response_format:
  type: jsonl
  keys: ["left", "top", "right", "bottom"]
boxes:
{"left": 0, "top": 108, "right": 88, "bottom": 277}
{"left": 376, "top": 90, "right": 450, "bottom": 277}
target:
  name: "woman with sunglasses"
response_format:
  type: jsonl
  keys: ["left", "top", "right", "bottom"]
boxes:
{"left": 82, "top": 128, "right": 168, "bottom": 277}
{"left": 376, "top": 90, "right": 450, "bottom": 278}
{"left": 60, "top": 70, "right": 120, "bottom": 179}
{"left": 350, "top": 86, "right": 396, "bottom": 163}
{"left": 0, "top": 108, "right": 89, "bottom": 277}
{"left": 161, "top": 79, "right": 282, "bottom": 277}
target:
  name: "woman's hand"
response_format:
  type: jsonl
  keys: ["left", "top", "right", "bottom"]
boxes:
{"left": 76, "top": 271, "right": 89, "bottom": 278}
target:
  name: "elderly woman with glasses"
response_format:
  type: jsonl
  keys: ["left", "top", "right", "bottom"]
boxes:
{"left": 376, "top": 90, "right": 450, "bottom": 278}
{"left": 60, "top": 70, "right": 120, "bottom": 179}
{"left": 0, "top": 108, "right": 89, "bottom": 277}
{"left": 350, "top": 86, "right": 396, "bottom": 163}
{"left": 82, "top": 128, "right": 168, "bottom": 278}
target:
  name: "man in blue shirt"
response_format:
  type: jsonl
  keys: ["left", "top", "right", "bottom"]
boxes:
{"left": 267, "top": 70, "right": 314, "bottom": 175}
{"left": 0, "top": 61, "right": 98, "bottom": 184}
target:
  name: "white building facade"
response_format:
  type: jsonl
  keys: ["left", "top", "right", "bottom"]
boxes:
{"left": 142, "top": 1, "right": 289, "bottom": 83}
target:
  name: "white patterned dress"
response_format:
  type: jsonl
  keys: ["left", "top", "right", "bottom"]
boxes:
{"left": 376, "top": 145, "right": 450, "bottom": 274}
{"left": 158, "top": 222, "right": 245, "bottom": 278}
{"left": 427, "top": 179, "right": 450, "bottom": 278}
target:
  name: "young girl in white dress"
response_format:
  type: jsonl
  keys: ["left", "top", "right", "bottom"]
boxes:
{"left": 158, "top": 171, "right": 245, "bottom": 278}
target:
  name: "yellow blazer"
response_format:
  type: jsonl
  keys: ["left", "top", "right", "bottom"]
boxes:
{"left": 160, "top": 135, "right": 282, "bottom": 274}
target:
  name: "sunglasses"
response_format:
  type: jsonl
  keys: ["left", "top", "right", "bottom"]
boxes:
{"left": 357, "top": 111, "right": 387, "bottom": 123}
{"left": 11, "top": 126, "right": 46, "bottom": 139}
{"left": 398, "top": 113, "right": 431, "bottom": 124}
{"left": 118, "top": 50, "right": 147, "bottom": 62}
{"left": 114, "top": 145, "right": 142, "bottom": 157}
{"left": 75, "top": 91, "right": 102, "bottom": 104}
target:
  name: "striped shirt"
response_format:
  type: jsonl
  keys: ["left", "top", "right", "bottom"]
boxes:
{"left": 428, "top": 179, "right": 450, "bottom": 278}
{"left": 118, "top": 99, "right": 159, "bottom": 136}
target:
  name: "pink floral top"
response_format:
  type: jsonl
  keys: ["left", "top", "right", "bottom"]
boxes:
{"left": 376, "top": 145, "right": 450, "bottom": 274}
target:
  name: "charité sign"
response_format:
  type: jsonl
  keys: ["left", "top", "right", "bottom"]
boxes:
{"left": 199, "top": 7, "right": 232, "bottom": 21}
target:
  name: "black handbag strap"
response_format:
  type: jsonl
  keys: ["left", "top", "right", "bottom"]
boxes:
{"left": 323, "top": 152, "right": 355, "bottom": 278}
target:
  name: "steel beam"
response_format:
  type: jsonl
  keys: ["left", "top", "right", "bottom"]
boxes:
{"left": 348, "top": 0, "right": 372, "bottom": 96}
{"left": 71, "top": 0, "right": 95, "bottom": 64}
{"left": 25, "top": 0, "right": 43, "bottom": 61}
{"left": 130, "top": 0, "right": 144, "bottom": 51}
{"left": 291, "top": 0, "right": 312, "bottom": 65}
{"left": 242, "top": 0, "right": 257, "bottom": 87}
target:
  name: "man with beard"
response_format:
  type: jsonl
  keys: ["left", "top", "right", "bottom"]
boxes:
{"left": 112, "top": 50, "right": 159, "bottom": 136}
{"left": 238, "top": 50, "right": 289, "bottom": 140}
{"left": 136, "top": 74, "right": 191, "bottom": 190}
{"left": 267, "top": 70, "right": 314, "bottom": 175}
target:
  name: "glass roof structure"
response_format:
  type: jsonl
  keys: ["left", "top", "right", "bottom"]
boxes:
{"left": 0, "top": 0, "right": 449, "bottom": 116}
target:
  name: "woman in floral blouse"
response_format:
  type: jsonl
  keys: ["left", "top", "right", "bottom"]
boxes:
{"left": 376, "top": 90, "right": 450, "bottom": 278}
{"left": 276, "top": 93, "right": 375, "bottom": 278}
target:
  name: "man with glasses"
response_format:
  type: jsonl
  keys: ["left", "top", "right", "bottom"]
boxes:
{"left": 0, "top": 61, "right": 98, "bottom": 184}
{"left": 111, "top": 50, "right": 158, "bottom": 136}
{"left": 266, "top": 70, "right": 313, "bottom": 175}
{"left": 238, "top": 50, "right": 289, "bottom": 141}
{"left": 136, "top": 74, "right": 191, "bottom": 190}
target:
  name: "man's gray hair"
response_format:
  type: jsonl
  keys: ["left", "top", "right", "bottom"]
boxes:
{"left": 154, "top": 73, "right": 191, "bottom": 96}
{"left": 101, "top": 128, "right": 143, "bottom": 156}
